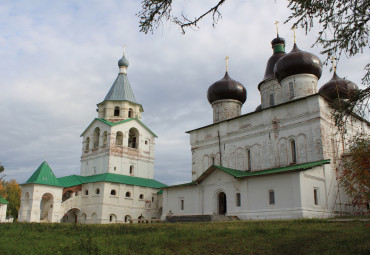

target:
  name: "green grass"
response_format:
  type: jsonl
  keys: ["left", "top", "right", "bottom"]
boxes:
{"left": 0, "top": 219, "right": 369, "bottom": 254}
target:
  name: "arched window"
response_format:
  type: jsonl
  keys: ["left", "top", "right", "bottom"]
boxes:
{"left": 210, "top": 156, "right": 215, "bottom": 166}
{"left": 125, "top": 191, "right": 131, "bottom": 198}
{"left": 95, "top": 188, "right": 100, "bottom": 195}
{"left": 85, "top": 190, "right": 89, "bottom": 196}
{"left": 128, "top": 128, "right": 139, "bottom": 149}
{"left": 114, "top": 106, "right": 120, "bottom": 116}
{"left": 93, "top": 127, "right": 100, "bottom": 149}
{"left": 85, "top": 137, "right": 90, "bottom": 151}
{"left": 290, "top": 139, "right": 297, "bottom": 164}
{"left": 128, "top": 108, "right": 133, "bottom": 118}
{"left": 139, "top": 194, "right": 144, "bottom": 199}
{"left": 103, "top": 131, "right": 108, "bottom": 146}
{"left": 116, "top": 131, "right": 123, "bottom": 146}
{"left": 124, "top": 215, "right": 132, "bottom": 223}
{"left": 129, "top": 165, "right": 134, "bottom": 175}
{"left": 110, "top": 190, "right": 116, "bottom": 196}
{"left": 246, "top": 148, "right": 252, "bottom": 170}
{"left": 109, "top": 214, "right": 117, "bottom": 223}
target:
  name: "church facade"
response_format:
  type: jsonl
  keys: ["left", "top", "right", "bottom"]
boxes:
{"left": 17, "top": 33, "right": 369, "bottom": 223}
{"left": 161, "top": 35, "right": 369, "bottom": 220}
{"left": 18, "top": 53, "right": 166, "bottom": 223}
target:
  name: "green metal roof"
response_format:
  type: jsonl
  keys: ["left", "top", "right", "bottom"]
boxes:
{"left": 25, "top": 161, "right": 64, "bottom": 187}
{"left": 80, "top": 118, "right": 157, "bottom": 138}
{"left": 104, "top": 73, "right": 136, "bottom": 103}
{"left": 57, "top": 173, "right": 167, "bottom": 189}
{"left": 0, "top": 195, "right": 9, "bottom": 204}
{"left": 165, "top": 159, "right": 331, "bottom": 188}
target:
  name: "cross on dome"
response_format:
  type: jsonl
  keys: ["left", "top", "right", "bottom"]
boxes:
{"left": 225, "top": 56, "right": 229, "bottom": 72}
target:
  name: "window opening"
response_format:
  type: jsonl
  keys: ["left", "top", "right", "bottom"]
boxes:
{"left": 289, "top": 82, "right": 294, "bottom": 98}
{"left": 114, "top": 106, "right": 120, "bottom": 116}
{"left": 290, "top": 140, "right": 297, "bottom": 164}
{"left": 246, "top": 149, "right": 252, "bottom": 170}
{"left": 129, "top": 165, "right": 134, "bottom": 175}
{"left": 111, "top": 190, "right": 117, "bottom": 196}
{"left": 139, "top": 194, "right": 144, "bottom": 199}
{"left": 128, "top": 108, "right": 133, "bottom": 118}
{"left": 269, "top": 94, "right": 274, "bottom": 107}
{"left": 236, "top": 193, "right": 241, "bottom": 207}
{"left": 152, "top": 197, "right": 154, "bottom": 202}
{"left": 103, "top": 131, "right": 108, "bottom": 146}
{"left": 269, "top": 190, "right": 275, "bottom": 205}
{"left": 314, "top": 188, "right": 319, "bottom": 205}
{"left": 180, "top": 199, "right": 184, "bottom": 210}
{"left": 96, "top": 188, "right": 100, "bottom": 195}
{"left": 85, "top": 190, "right": 89, "bottom": 196}
{"left": 210, "top": 156, "right": 215, "bottom": 166}
{"left": 125, "top": 192, "right": 131, "bottom": 198}
{"left": 128, "top": 128, "right": 139, "bottom": 149}
{"left": 116, "top": 131, "right": 123, "bottom": 146}
{"left": 85, "top": 137, "right": 90, "bottom": 151}
{"left": 93, "top": 127, "right": 100, "bottom": 149}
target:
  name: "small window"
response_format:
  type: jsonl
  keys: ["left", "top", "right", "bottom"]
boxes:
{"left": 145, "top": 140, "right": 148, "bottom": 145}
{"left": 75, "top": 192, "right": 79, "bottom": 196}
{"left": 236, "top": 193, "right": 241, "bottom": 207}
{"left": 111, "top": 190, "right": 116, "bottom": 196}
{"left": 139, "top": 194, "right": 144, "bottom": 199}
{"left": 85, "top": 190, "right": 89, "bottom": 196}
{"left": 129, "top": 165, "right": 134, "bottom": 175}
{"left": 210, "top": 156, "right": 215, "bottom": 166}
{"left": 269, "top": 190, "right": 275, "bottom": 205}
{"left": 180, "top": 199, "right": 184, "bottom": 210}
{"left": 152, "top": 197, "right": 154, "bottom": 202}
{"left": 290, "top": 140, "right": 297, "bottom": 164}
{"left": 246, "top": 149, "right": 252, "bottom": 170}
{"left": 114, "top": 167, "right": 116, "bottom": 171}
{"left": 125, "top": 191, "right": 131, "bottom": 198}
{"left": 85, "top": 137, "right": 90, "bottom": 151}
{"left": 95, "top": 188, "right": 100, "bottom": 195}
{"left": 289, "top": 82, "right": 294, "bottom": 98}
{"left": 269, "top": 94, "right": 274, "bottom": 107}
{"left": 314, "top": 188, "right": 319, "bottom": 205}
{"left": 128, "top": 108, "right": 133, "bottom": 118}
{"left": 124, "top": 215, "right": 131, "bottom": 223}
{"left": 109, "top": 215, "right": 113, "bottom": 222}
{"left": 114, "top": 106, "right": 120, "bottom": 116}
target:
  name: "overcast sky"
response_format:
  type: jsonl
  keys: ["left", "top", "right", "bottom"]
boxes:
{"left": 0, "top": 0, "right": 368, "bottom": 185}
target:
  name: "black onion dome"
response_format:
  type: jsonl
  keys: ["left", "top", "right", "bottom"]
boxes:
{"left": 319, "top": 72, "right": 358, "bottom": 100}
{"left": 274, "top": 43, "right": 323, "bottom": 83}
{"left": 263, "top": 36, "right": 286, "bottom": 80}
{"left": 207, "top": 72, "right": 247, "bottom": 104}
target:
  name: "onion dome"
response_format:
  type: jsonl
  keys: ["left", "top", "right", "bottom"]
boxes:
{"left": 207, "top": 72, "right": 247, "bottom": 104}
{"left": 274, "top": 43, "right": 323, "bottom": 83}
{"left": 263, "top": 36, "right": 286, "bottom": 80}
{"left": 319, "top": 71, "right": 358, "bottom": 100}
{"left": 118, "top": 54, "right": 129, "bottom": 67}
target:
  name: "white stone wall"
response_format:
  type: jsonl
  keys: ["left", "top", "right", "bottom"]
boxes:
{"left": 190, "top": 95, "right": 324, "bottom": 181}
{"left": 212, "top": 100, "right": 242, "bottom": 123}
{"left": 0, "top": 204, "right": 7, "bottom": 221}
{"left": 18, "top": 184, "right": 63, "bottom": 223}
{"left": 97, "top": 101, "right": 143, "bottom": 122}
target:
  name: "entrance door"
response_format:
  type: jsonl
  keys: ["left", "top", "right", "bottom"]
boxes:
{"left": 218, "top": 192, "right": 227, "bottom": 215}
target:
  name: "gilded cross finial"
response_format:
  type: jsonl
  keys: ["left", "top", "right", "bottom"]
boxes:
{"left": 331, "top": 56, "right": 337, "bottom": 72}
{"left": 123, "top": 45, "right": 126, "bottom": 55}
{"left": 292, "top": 26, "right": 297, "bottom": 43}
{"left": 275, "top": 21, "right": 279, "bottom": 36}
{"left": 225, "top": 56, "right": 229, "bottom": 72}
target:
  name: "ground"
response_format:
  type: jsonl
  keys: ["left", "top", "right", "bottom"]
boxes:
{"left": 0, "top": 219, "right": 369, "bottom": 254}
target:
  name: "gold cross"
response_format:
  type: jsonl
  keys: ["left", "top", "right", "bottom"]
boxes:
{"left": 292, "top": 26, "right": 297, "bottom": 43}
{"left": 275, "top": 21, "right": 279, "bottom": 36}
{"left": 123, "top": 45, "right": 126, "bottom": 55}
{"left": 225, "top": 56, "right": 229, "bottom": 72}
{"left": 331, "top": 56, "right": 337, "bottom": 72}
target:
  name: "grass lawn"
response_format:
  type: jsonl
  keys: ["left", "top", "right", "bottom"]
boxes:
{"left": 0, "top": 219, "right": 369, "bottom": 254}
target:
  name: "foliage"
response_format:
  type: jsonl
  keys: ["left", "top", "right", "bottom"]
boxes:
{"left": 286, "top": 0, "right": 370, "bottom": 122}
{"left": 0, "top": 220, "right": 369, "bottom": 254}
{"left": 339, "top": 134, "right": 370, "bottom": 209}
{"left": 0, "top": 179, "right": 21, "bottom": 218}
{"left": 138, "top": 0, "right": 226, "bottom": 34}
{"left": 0, "top": 162, "right": 4, "bottom": 181}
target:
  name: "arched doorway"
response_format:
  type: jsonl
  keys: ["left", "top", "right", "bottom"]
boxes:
{"left": 218, "top": 192, "right": 227, "bottom": 215}
{"left": 62, "top": 208, "right": 80, "bottom": 223}
{"left": 40, "top": 193, "right": 54, "bottom": 222}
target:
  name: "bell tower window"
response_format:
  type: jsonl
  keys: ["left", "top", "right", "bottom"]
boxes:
{"left": 290, "top": 139, "right": 297, "bottom": 164}
{"left": 93, "top": 127, "right": 100, "bottom": 149}
{"left": 116, "top": 131, "right": 123, "bottom": 146}
{"left": 128, "top": 128, "right": 139, "bottom": 149}
{"left": 114, "top": 106, "right": 120, "bottom": 116}
{"left": 128, "top": 108, "right": 133, "bottom": 118}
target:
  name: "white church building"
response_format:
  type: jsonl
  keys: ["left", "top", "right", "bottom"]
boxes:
{"left": 18, "top": 33, "right": 368, "bottom": 223}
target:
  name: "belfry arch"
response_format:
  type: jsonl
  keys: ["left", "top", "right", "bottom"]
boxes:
{"left": 128, "top": 128, "right": 139, "bottom": 149}
{"left": 40, "top": 193, "right": 54, "bottom": 222}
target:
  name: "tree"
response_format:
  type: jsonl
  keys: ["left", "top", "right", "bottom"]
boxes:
{"left": 339, "top": 135, "right": 370, "bottom": 211}
{"left": 0, "top": 162, "right": 4, "bottom": 181}
{"left": 4, "top": 179, "right": 22, "bottom": 218}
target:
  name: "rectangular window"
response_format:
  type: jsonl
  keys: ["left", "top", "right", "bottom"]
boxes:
{"left": 180, "top": 199, "right": 184, "bottom": 210}
{"left": 269, "top": 94, "right": 274, "bottom": 107}
{"left": 289, "top": 82, "right": 294, "bottom": 98}
{"left": 269, "top": 190, "right": 275, "bottom": 205}
{"left": 291, "top": 140, "right": 297, "bottom": 164}
{"left": 246, "top": 149, "right": 251, "bottom": 171}
{"left": 314, "top": 188, "right": 319, "bottom": 205}
{"left": 236, "top": 193, "right": 241, "bottom": 207}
